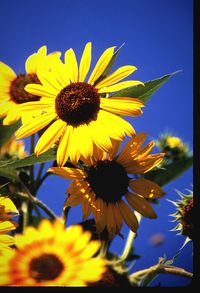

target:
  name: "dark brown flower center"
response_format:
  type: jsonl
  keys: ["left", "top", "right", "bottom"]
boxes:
{"left": 55, "top": 82, "right": 100, "bottom": 126}
{"left": 9, "top": 73, "right": 41, "bottom": 104}
{"left": 86, "top": 160, "right": 129, "bottom": 203}
{"left": 29, "top": 253, "right": 64, "bottom": 282}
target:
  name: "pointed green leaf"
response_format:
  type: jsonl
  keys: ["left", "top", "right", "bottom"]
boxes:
{"left": 111, "top": 71, "right": 181, "bottom": 103}
{"left": 144, "top": 156, "right": 193, "bottom": 187}
{"left": 0, "top": 118, "right": 22, "bottom": 148}
{"left": 0, "top": 147, "right": 56, "bottom": 169}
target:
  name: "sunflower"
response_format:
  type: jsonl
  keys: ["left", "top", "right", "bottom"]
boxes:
{"left": 0, "top": 135, "right": 27, "bottom": 160}
{"left": 0, "top": 196, "right": 18, "bottom": 252}
{"left": 0, "top": 218, "right": 106, "bottom": 286}
{"left": 0, "top": 46, "right": 61, "bottom": 125}
{"left": 49, "top": 133, "right": 166, "bottom": 239}
{"left": 15, "top": 42, "right": 144, "bottom": 166}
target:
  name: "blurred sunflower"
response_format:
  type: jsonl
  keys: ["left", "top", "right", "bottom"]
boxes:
{"left": 0, "top": 46, "right": 61, "bottom": 125}
{"left": 49, "top": 133, "right": 166, "bottom": 239}
{"left": 0, "top": 196, "right": 18, "bottom": 252}
{"left": 15, "top": 42, "right": 144, "bottom": 166}
{"left": 0, "top": 135, "right": 27, "bottom": 160}
{"left": 0, "top": 219, "right": 106, "bottom": 286}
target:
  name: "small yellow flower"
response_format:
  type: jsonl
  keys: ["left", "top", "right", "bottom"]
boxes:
{"left": 49, "top": 133, "right": 166, "bottom": 239}
{"left": 15, "top": 42, "right": 144, "bottom": 166}
{"left": 0, "top": 46, "right": 61, "bottom": 125}
{"left": 0, "top": 219, "right": 106, "bottom": 286}
{"left": 0, "top": 136, "right": 27, "bottom": 160}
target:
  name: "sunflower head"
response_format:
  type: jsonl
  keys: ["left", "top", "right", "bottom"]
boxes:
{"left": 0, "top": 46, "right": 61, "bottom": 125}
{"left": 156, "top": 133, "right": 189, "bottom": 162}
{"left": 49, "top": 133, "right": 166, "bottom": 240}
{"left": 169, "top": 189, "right": 193, "bottom": 244}
{"left": 0, "top": 218, "right": 106, "bottom": 286}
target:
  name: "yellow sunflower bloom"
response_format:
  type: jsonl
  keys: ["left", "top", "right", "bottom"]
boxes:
{"left": 0, "top": 218, "right": 106, "bottom": 286}
{"left": 0, "top": 46, "right": 61, "bottom": 125}
{"left": 48, "top": 133, "right": 166, "bottom": 239}
{"left": 0, "top": 196, "right": 18, "bottom": 252}
{"left": 16, "top": 42, "right": 144, "bottom": 166}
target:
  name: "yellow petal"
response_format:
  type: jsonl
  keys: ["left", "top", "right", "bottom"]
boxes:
{"left": 107, "top": 139, "right": 121, "bottom": 160}
{"left": 0, "top": 234, "right": 14, "bottom": 246}
{"left": 126, "top": 192, "right": 157, "bottom": 218}
{"left": 100, "top": 96, "right": 144, "bottom": 116}
{"left": 117, "top": 132, "right": 147, "bottom": 164}
{"left": 95, "top": 65, "right": 137, "bottom": 89}
{"left": 117, "top": 199, "right": 138, "bottom": 232}
{"left": 107, "top": 203, "right": 117, "bottom": 239}
{"left": 88, "top": 46, "right": 115, "bottom": 85}
{"left": 98, "top": 80, "right": 144, "bottom": 93}
{"left": 0, "top": 62, "right": 16, "bottom": 80}
{"left": 35, "top": 119, "right": 66, "bottom": 155}
{"left": 93, "top": 198, "right": 107, "bottom": 233}
{"left": 48, "top": 166, "right": 86, "bottom": 179}
{"left": 64, "top": 48, "right": 78, "bottom": 82}
{"left": 57, "top": 124, "right": 73, "bottom": 166}
{"left": 129, "top": 178, "right": 166, "bottom": 199}
{"left": 98, "top": 109, "right": 134, "bottom": 138}
{"left": 0, "top": 220, "right": 18, "bottom": 233}
{"left": 15, "top": 112, "right": 57, "bottom": 139}
{"left": 112, "top": 203, "right": 123, "bottom": 234}
{"left": 2, "top": 109, "right": 20, "bottom": 125}
{"left": 0, "top": 197, "right": 18, "bottom": 214}
{"left": 25, "top": 83, "right": 58, "bottom": 98}
{"left": 79, "top": 42, "right": 92, "bottom": 82}
{"left": 82, "top": 196, "right": 92, "bottom": 220}
{"left": 64, "top": 194, "right": 83, "bottom": 208}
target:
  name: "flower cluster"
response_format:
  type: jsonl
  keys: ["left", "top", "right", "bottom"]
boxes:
{"left": 0, "top": 42, "right": 193, "bottom": 286}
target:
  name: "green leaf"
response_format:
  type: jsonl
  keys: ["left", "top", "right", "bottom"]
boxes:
{"left": 0, "top": 167, "right": 19, "bottom": 182}
{"left": 0, "top": 147, "right": 57, "bottom": 169}
{"left": 144, "top": 156, "right": 193, "bottom": 187}
{"left": 111, "top": 70, "right": 181, "bottom": 103}
{"left": 0, "top": 118, "right": 22, "bottom": 148}
{"left": 94, "top": 43, "right": 125, "bottom": 86}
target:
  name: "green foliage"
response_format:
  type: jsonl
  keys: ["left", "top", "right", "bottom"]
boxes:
{"left": 111, "top": 71, "right": 181, "bottom": 104}
{"left": 144, "top": 156, "right": 193, "bottom": 187}
{"left": 0, "top": 118, "right": 21, "bottom": 148}
{"left": 0, "top": 147, "right": 56, "bottom": 169}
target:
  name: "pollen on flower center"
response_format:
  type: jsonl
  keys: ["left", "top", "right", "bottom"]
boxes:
{"left": 55, "top": 82, "right": 100, "bottom": 125}
{"left": 29, "top": 253, "right": 64, "bottom": 282}
{"left": 10, "top": 73, "right": 41, "bottom": 104}
{"left": 86, "top": 160, "right": 129, "bottom": 203}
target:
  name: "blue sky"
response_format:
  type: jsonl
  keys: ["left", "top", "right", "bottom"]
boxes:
{"left": 0, "top": 0, "right": 193, "bottom": 287}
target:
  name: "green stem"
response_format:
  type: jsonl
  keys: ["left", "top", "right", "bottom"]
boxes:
{"left": 119, "top": 212, "right": 142, "bottom": 262}
{"left": 18, "top": 181, "right": 57, "bottom": 220}
{"left": 129, "top": 264, "right": 193, "bottom": 284}
{"left": 29, "top": 134, "right": 35, "bottom": 191}
{"left": 34, "top": 162, "right": 45, "bottom": 192}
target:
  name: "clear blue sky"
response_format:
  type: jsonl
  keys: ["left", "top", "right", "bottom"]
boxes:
{"left": 0, "top": 0, "right": 193, "bottom": 287}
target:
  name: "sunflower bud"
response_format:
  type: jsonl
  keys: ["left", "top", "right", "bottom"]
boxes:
{"left": 169, "top": 189, "right": 193, "bottom": 244}
{"left": 156, "top": 134, "right": 189, "bottom": 162}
